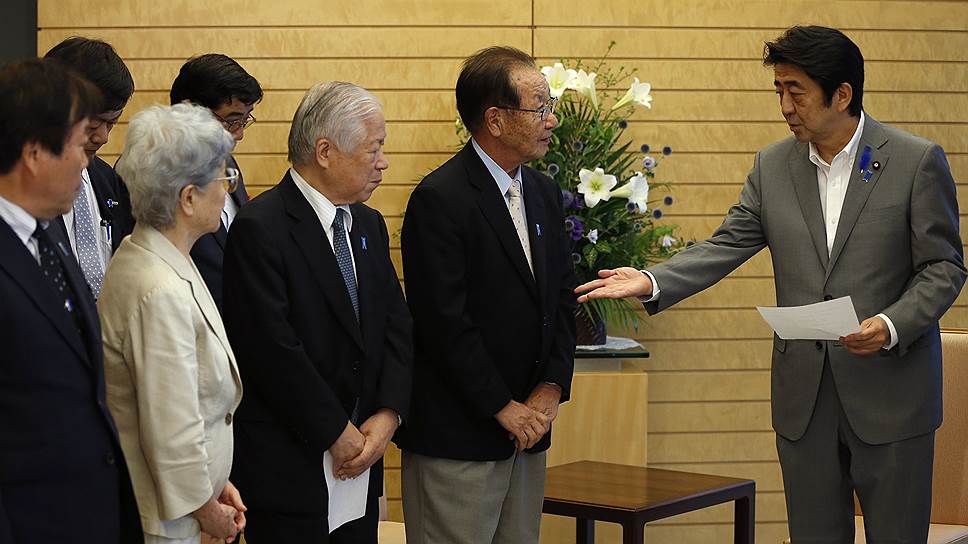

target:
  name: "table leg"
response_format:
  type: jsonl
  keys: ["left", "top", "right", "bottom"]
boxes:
{"left": 622, "top": 519, "right": 644, "bottom": 544}
{"left": 734, "top": 492, "right": 755, "bottom": 544}
{"left": 576, "top": 518, "right": 595, "bottom": 544}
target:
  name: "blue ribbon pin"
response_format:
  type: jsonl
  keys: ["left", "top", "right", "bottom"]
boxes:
{"left": 858, "top": 145, "right": 874, "bottom": 183}
{"left": 535, "top": 223, "right": 542, "bottom": 237}
{"left": 361, "top": 235, "right": 367, "bottom": 251}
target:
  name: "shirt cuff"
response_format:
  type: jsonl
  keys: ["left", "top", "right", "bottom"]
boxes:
{"left": 637, "top": 270, "right": 660, "bottom": 303}
{"left": 877, "top": 313, "right": 899, "bottom": 350}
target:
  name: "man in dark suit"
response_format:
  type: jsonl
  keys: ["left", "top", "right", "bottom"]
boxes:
{"left": 223, "top": 81, "right": 412, "bottom": 543}
{"left": 0, "top": 59, "right": 140, "bottom": 544}
{"left": 170, "top": 53, "right": 263, "bottom": 312}
{"left": 398, "top": 46, "right": 577, "bottom": 544}
{"left": 577, "top": 26, "right": 966, "bottom": 543}
{"left": 44, "top": 38, "right": 135, "bottom": 298}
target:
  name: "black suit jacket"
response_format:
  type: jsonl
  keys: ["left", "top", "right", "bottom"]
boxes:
{"left": 191, "top": 154, "right": 249, "bottom": 313}
{"left": 52, "top": 155, "right": 135, "bottom": 261}
{"left": 223, "top": 172, "right": 412, "bottom": 522}
{"left": 0, "top": 218, "right": 140, "bottom": 544}
{"left": 397, "top": 143, "right": 577, "bottom": 461}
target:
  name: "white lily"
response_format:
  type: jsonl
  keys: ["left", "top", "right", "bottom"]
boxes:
{"left": 541, "top": 63, "right": 578, "bottom": 99}
{"left": 577, "top": 167, "right": 617, "bottom": 208}
{"left": 568, "top": 69, "right": 599, "bottom": 109}
{"left": 610, "top": 171, "right": 650, "bottom": 211}
{"left": 611, "top": 77, "right": 653, "bottom": 110}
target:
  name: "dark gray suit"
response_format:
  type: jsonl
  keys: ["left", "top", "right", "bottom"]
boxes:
{"left": 645, "top": 116, "right": 966, "bottom": 541}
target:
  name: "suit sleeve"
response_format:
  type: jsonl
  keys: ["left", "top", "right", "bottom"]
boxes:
{"left": 402, "top": 184, "right": 513, "bottom": 419}
{"left": 126, "top": 285, "right": 212, "bottom": 520}
{"left": 223, "top": 215, "right": 349, "bottom": 453}
{"left": 882, "top": 144, "right": 967, "bottom": 355}
{"left": 374, "top": 213, "right": 413, "bottom": 420}
{"left": 541, "top": 182, "right": 577, "bottom": 402}
{"left": 646, "top": 152, "right": 768, "bottom": 313}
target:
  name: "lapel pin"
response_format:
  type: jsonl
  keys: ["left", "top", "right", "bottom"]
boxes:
{"left": 857, "top": 145, "right": 872, "bottom": 174}
{"left": 361, "top": 235, "right": 367, "bottom": 251}
{"left": 872, "top": 161, "right": 880, "bottom": 171}
{"left": 536, "top": 223, "right": 542, "bottom": 237}
{"left": 106, "top": 198, "right": 117, "bottom": 208}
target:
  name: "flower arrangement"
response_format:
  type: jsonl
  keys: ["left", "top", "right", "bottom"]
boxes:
{"left": 535, "top": 47, "right": 686, "bottom": 342}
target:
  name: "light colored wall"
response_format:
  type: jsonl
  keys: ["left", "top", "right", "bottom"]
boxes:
{"left": 38, "top": 1, "right": 967, "bottom": 542}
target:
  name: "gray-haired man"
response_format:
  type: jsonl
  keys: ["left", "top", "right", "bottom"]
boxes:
{"left": 223, "top": 82, "right": 412, "bottom": 543}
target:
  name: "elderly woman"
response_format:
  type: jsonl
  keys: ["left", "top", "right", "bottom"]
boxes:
{"left": 98, "top": 103, "right": 245, "bottom": 544}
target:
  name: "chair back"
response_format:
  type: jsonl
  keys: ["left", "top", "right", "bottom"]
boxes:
{"left": 932, "top": 328, "right": 968, "bottom": 525}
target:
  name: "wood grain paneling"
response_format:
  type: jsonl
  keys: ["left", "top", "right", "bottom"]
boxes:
{"left": 40, "top": 2, "right": 965, "bottom": 541}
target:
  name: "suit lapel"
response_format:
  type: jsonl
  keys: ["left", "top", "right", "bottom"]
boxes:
{"left": 349, "top": 206, "right": 374, "bottom": 349}
{"left": 281, "top": 175, "right": 364, "bottom": 349}
{"left": 521, "top": 169, "right": 548, "bottom": 306}
{"left": 826, "top": 119, "right": 890, "bottom": 278}
{"left": 47, "top": 225, "right": 102, "bottom": 368}
{"left": 462, "top": 145, "right": 538, "bottom": 300}
{"left": 0, "top": 220, "right": 92, "bottom": 366}
{"left": 789, "top": 143, "right": 830, "bottom": 269}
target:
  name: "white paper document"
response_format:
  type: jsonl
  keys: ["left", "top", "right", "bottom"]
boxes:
{"left": 323, "top": 450, "right": 370, "bottom": 533}
{"left": 756, "top": 296, "right": 862, "bottom": 340}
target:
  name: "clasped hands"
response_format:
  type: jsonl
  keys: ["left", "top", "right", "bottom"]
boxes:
{"left": 496, "top": 383, "right": 562, "bottom": 451}
{"left": 330, "top": 408, "right": 400, "bottom": 480}
{"left": 195, "top": 480, "right": 246, "bottom": 543}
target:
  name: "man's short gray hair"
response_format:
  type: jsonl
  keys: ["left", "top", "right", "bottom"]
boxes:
{"left": 117, "top": 103, "right": 235, "bottom": 229}
{"left": 287, "top": 81, "right": 382, "bottom": 166}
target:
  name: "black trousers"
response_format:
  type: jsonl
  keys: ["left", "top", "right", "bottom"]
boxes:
{"left": 777, "top": 358, "right": 935, "bottom": 544}
{"left": 242, "top": 492, "right": 379, "bottom": 544}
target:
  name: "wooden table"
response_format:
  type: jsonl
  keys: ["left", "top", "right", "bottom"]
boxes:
{"left": 543, "top": 461, "right": 755, "bottom": 544}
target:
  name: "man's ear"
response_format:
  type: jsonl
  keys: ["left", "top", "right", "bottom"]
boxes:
{"left": 834, "top": 82, "right": 853, "bottom": 114}
{"left": 315, "top": 137, "right": 333, "bottom": 169}
{"left": 19, "top": 142, "right": 44, "bottom": 177}
{"left": 484, "top": 107, "right": 504, "bottom": 138}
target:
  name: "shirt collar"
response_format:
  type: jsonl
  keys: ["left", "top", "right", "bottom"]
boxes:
{"left": 471, "top": 138, "right": 522, "bottom": 197}
{"left": 809, "top": 111, "right": 866, "bottom": 169}
{"left": 289, "top": 167, "right": 352, "bottom": 233}
{"left": 0, "top": 193, "right": 39, "bottom": 248}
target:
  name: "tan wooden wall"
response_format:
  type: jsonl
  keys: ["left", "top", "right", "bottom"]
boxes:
{"left": 38, "top": 1, "right": 967, "bottom": 542}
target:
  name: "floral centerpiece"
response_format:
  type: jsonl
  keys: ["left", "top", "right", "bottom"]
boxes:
{"left": 536, "top": 49, "right": 686, "bottom": 344}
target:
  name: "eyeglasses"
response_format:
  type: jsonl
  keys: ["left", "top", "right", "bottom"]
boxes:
{"left": 213, "top": 111, "right": 256, "bottom": 132}
{"left": 496, "top": 97, "right": 557, "bottom": 122}
{"left": 212, "top": 167, "right": 240, "bottom": 194}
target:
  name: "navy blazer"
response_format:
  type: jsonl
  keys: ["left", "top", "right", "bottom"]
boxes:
{"left": 0, "top": 217, "right": 140, "bottom": 544}
{"left": 191, "top": 154, "right": 249, "bottom": 313}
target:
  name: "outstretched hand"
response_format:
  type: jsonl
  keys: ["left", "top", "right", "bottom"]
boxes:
{"left": 575, "top": 267, "right": 653, "bottom": 303}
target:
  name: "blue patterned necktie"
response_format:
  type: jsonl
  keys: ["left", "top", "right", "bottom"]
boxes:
{"left": 33, "top": 225, "right": 86, "bottom": 339}
{"left": 332, "top": 208, "right": 359, "bottom": 322}
{"left": 72, "top": 183, "right": 103, "bottom": 298}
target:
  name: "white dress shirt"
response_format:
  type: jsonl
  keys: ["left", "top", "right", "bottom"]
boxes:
{"left": 289, "top": 167, "right": 358, "bottom": 279}
{"left": 63, "top": 168, "right": 111, "bottom": 267}
{"left": 471, "top": 138, "right": 528, "bottom": 216}
{"left": 644, "top": 112, "right": 897, "bottom": 348}
{"left": 221, "top": 192, "right": 240, "bottom": 230}
{"left": 0, "top": 193, "right": 40, "bottom": 264}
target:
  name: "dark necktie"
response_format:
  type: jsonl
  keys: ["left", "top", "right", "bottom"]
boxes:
{"left": 332, "top": 208, "right": 359, "bottom": 321}
{"left": 33, "top": 224, "right": 87, "bottom": 339}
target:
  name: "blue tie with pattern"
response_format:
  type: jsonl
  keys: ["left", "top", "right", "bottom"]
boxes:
{"left": 332, "top": 208, "right": 359, "bottom": 322}
{"left": 72, "top": 184, "right": 103, "bottom": 298}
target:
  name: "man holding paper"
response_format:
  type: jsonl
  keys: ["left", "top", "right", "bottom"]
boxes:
{"left": 222, "top": 82, "right": 412, "bottom": 543}
{"left": 576, "top": 26, "right": 965, "bottom": 543}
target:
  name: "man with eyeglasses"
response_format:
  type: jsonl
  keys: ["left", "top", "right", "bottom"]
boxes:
{"left": 44, "top": 37, "right": 136, "bottom": 300}
{"left": 398, "top": 46, "right": 576, "bottom": 544}
{"left": 170, "top": 53, "right": 263, "bottom": 312}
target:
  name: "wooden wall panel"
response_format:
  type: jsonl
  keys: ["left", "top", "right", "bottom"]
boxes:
{"left": 39, "top": 2, "right": 966, "bottom": 542}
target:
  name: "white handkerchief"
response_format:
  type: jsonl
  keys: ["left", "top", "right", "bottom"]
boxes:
{"left": 757, "top": 296, "right": 862, "bottom": 340}
{"left": 323, "top": 450, "right": 370, "bottom": 533}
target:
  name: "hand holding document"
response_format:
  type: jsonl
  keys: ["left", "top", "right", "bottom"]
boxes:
{"left": 323, "top": 450, "right": 370, "bottom": 533}
{"left": 757, "top": 296, "right": 862, "bottom": 340}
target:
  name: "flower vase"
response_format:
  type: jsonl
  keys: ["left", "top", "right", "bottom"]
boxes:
{"left": 575, "top": 307, "right": 606, "bottom": 346}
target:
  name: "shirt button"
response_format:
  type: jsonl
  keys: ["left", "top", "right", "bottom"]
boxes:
{"left": 225, "top": 413, "right": 233, "bottom": 425}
